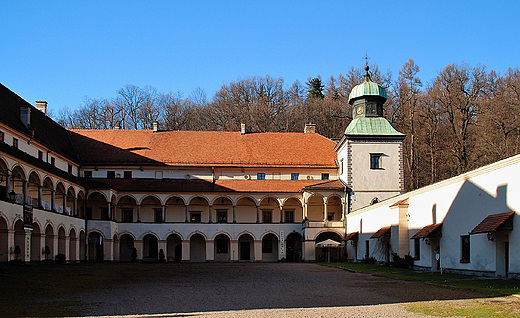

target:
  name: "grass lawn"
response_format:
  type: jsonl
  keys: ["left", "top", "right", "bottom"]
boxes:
{"left": 322, "top": 262, "right": 520, "bottom": 317}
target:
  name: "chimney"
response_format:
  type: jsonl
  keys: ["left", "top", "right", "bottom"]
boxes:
{"left": 304, "top": 123, "right": 316, "bottom": 134}
{"left": 20, "top": 107, "right": 31, "bottom": 128}
{"left": 241, "top": 123, "right": 246, "bottom": 135}
{"left": 35, "top": 101, "right": 48, "bottom": 115}
{"left": 152, "top": 121, "right": 158, "bottom": 132}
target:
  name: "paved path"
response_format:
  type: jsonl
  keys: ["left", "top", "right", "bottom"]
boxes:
{"left": 76, "top": 263, "right": 485, "bottom": 317}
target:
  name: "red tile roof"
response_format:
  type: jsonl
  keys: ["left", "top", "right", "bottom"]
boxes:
{"left": 86, "top": 178, "right": 332, "bottom": 193}
{"left": 469, "top": 212, "right": 515, "bottom": 234}
{"left": 69, "top": 130, "right": 337, "bottom": 168}
{"left": 410, "top": 223, "right": 443, "bottom": 239}
{"left": 343, "top": 231, "right": 359, "bottom": 241}
{"left": 390, "top": 198, "right": 408, "bottom": 207}
{"left": 371, "top": 226, "right": 391, "bottom": 238}
{"left": 303, "top": 180, "right": 344, "bottom": 191}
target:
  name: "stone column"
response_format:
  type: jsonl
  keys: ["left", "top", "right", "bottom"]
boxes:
{"left": 181, "top": 240, "right": 190, "bottom": 261}
{"left": 323, "top": 201, "right": 328, "bottom": 223}
{"left": 280, "top": 206, "right": 284, "bottom": 223}
{"left": 74, "top": 197, "right": 78, "bottom": 217}
{"left": 52, "top": 235, "right": 58, "bottom": 260}
{"left": 232, "top": 205, "right": 236, "bottom": 223}
{"left": 104, "top": 239, "right": 113, "bottom": 261}
{"left": 230, "top": 240, "right": 239, "bottom": 261}
{"left": 7, "top": 230, "right": 14, "bottom": 261}
{"left": 64, "top": 236, "right": 70, "bottom": 260}
{"left": 134, "top": 240, "right": 143, "bottom": 260}
{"left": 302, "top": 240, "right": 316, "bottom": 262}
{"left": 136, "top": 205, "right": 141, "bottom": 222}
{"left": 22, "top": 180, "right": 28, "bottom": 205}
{"left": 254, "top": 240, "right": 262, "bottom": 262}
{"left": 38, "top": 186, "right": 43, "bottom": 209}
{"left": 51, "top": 189, "right": 56, "bottom": 212}
{"left": 208, "top": 205, "right": 212, "bottom": 223}
{"left": 158, "top": 240, "right": 167, "bottom": 261}
{"left": 206, "top": 240, "right": 214, "bottom": 261}
{"left": 23, "top": 229, "right": 32, "bottom": 262}
{"left": 256, "top": 205, "right": 260, "bottom": 223}
{"left": 161, "top": 205, "right": 166, "bottom": 223}
{"left": 112, "top": 238, "right": 119, "bottom": 262}
{"left": 5, "top": 171, "right": 11, "bottom": 200}
{"left": 185, "top": 205, "right": 189, "bottom": 222}
{"left": 107, "top": 202, "right": 112, "bottom": 220}
{"left": 63, "top": 192, "right": 67, "bottom": 214}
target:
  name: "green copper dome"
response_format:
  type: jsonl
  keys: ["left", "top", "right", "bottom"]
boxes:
{"left": 348, "top": 66, "right": 387, "bottom": 104}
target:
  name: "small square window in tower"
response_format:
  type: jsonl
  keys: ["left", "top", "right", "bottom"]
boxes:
{"left": 370, "top": 154, "right": 382, "bottom": 169}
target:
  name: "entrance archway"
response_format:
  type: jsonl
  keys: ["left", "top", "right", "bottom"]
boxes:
{"left": 286, "top": 232, "right": 302, "bottom": 262}
{"left": 214, "top": 233, "right": 230, "bottom": 262}
{"left": 0, "top": 217, "right": 7, "bottom": 262}
{"left": 31, "top": 222, "right": 41, "bottom": 262}
{"left": 315, "top": 232, "right": 343, "bottom": 262}
{"left": 119, "top": 234, "right": 135, "bottom": 262}
{"left": 261, "top": 233, "right": 278, "bottom": 262}
{"left": 143, "top": 234, "right": 158, "bottom": 260}
{"left": 87, "top": 232, "right": 104, "bottom": 262}
{"left": 238, "top": 233, "right": 254, "bottom": 261}
{"left": 166, "top": 234, "right": 182, "bottom": 262}
{"left": 190, "top": 233, "right": 206, "bottom": 262}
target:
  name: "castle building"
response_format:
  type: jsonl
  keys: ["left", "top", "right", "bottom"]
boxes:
{"left": 0, "top": 68, "right": 404, "bottom": 263}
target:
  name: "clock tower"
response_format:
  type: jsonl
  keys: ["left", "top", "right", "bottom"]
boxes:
{"left": 335, "top": 66, "right": 405, "bottom": 212}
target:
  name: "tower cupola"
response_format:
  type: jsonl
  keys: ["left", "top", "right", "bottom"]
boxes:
{"left": 348, "top": 66, "right": 387, "bottom": 119}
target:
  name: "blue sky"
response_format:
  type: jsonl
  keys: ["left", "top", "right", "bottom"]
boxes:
{"left": 2, "top": 1, "right": 519, "bottom": 114}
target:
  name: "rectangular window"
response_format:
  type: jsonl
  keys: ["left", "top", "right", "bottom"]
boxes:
{"left": 460, "top": 235, "right": 470, "bottom": 263}
{"left": 262, "top": 210, "right": 272, "bottom": 223}
{"left": 124, "top": 171, "right": 132, "bottom": 179}
{"left": 13, "top": 138, "right": 18, "bottom": 149}
{"left": 38, "top": 150, "right": 43, "bottom": 160}
{"left": 216, "top": 239, "right": 228, "bottom": 254}
{"left": 340, "top": 158, "right": 344, "bottom": 174}
{"left": 262, "top": 238, "right": 273, "bottom": 253}
{"left": 327, "top": 213, "right": 335, "bottom": 221}
{"left": 291, "top": 173, "right": 299, "bottom": 180}
{"left": 155, "top": 171, "right": 163, "bottom": 179}
{"left": 154, "top": 208, "right": 163, "bottom": 223}
{"left": 370, "top": 154, "right": 382, "bottom": 169}
{"left": 321, "top": 173, "right": 329, "bottom": 180}
{"left": 414, "top": 238, "right": 420, "bottom": 260}
{"left": 68, "top": 164, "right": 73, "bottom": 174}
{"left": 217, "top": 210, "right": 228, "bottom": 223}
{"left": 257, "top": 173, "right": 265, "bottom": 180}
{"left": 285, "top": 210, "right": 294, "bottom": 223}
{"left": 191, "top": 211, "right": 201, "bottom": 223}
{"left": 122, "top": 209, "right": 133, "bottom": 223}
{"left": 50, "top": 157, "right": 55, "bottom": 166}
{"left": 84, "top": 171, "right": 92, "bottom": 178}
{"left": 100, "top": 208, "right": 109, "bottom": 220}
{"left": 107, "top": 171, "right": 115, "bottom": 178}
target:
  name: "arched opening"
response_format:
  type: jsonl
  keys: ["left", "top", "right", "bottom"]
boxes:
{"left": 315, "top": 232, "right": 343, "bottom": 262}
{"left": 79, "top": 230, "right": 86, "bottom": 261}
{"left": 30, "top": 222, "right": 41, "bottom": 262}
{"left": 259, "top": 197, "right": 280, "bottom": 223}
{"left": 27, "top": 171, "right": 41, "bottom": 208}
{"left": 57, "top": 227, "right": 66, "bottom": 258}
{"left": 55, "top": 183, "right": 66, "bottom": 214}
{"left": 213, "top": 197, "right": 233, "bottom": 223}
{"left": 87, "top": 232, "right": 104, "bottom": 262}
{"left": 11, "top": 166, "right": 26, "bottom": 204}
{"left": 119, "top": 234, "right": 135, "bottom": 262}
{"left": 112, "top": 234, "right": 119, "bottom": 262}
{"left": 166, "top": 234, "right": 182, "bottom": 262}
{"left": 235, "top": 197, "right": 256, "bottom": 223}
{"left": 143, "top": 234, "right": 159, "bottom": 260}
{"left": 69, "top": 228, "right": 77, "bottom": 262}
{"left": 66, "top": 187, "right": 75, "bottom": 216}
{"left": 238, "top": 233, "right": 254, "bottom": 261}
{"left": 326, "top": 196, "right": 342, "bottom": 221}
{"left": 307, "top": 195, "right": 325, "bottom": 222}
{"left": 77, "top": 191, "right": 86, "bottom": 218}
{"left": 42, "top": 177, "right": 54, "bottom": 210}
{"left": 214, "top": 233, "right": 230, "bottom": 262}
{"left": 0, "top": 217, "right": 7, "bottom": 261}
{"left": 188, "top": 197, "right": 209, "bottom": 223}
{"left": 14, "top": 220, "right": 25, "bottom": 261}
{"left": 286, "top": 232, "right": 302, "bottom": 262}
{"left": 141, "top": 196, "right": 162, "bottom": 223}
{"left": 117, "top": 196, "right": 137, "bottom": 223}
{"left": 44, "top": 224, "right": 54, "bottom": 261}
{"left": 87, "top": 192, "right": 108, "bottom": 220}
{"left": 283, "top": 198, "right": 303, "bottom": 223}
{"left": 164, "top": 196, "right": 185, "bottom": 222}
{"left": 189, "top": 233, "right": 206, "bottom": 262}
{"left": 262, "top": 233, "right": 279, "bottom": 262}
{"left": 0, "top": 159, "right": 8, "bottom": 201}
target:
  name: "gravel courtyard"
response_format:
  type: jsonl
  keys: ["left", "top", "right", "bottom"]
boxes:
{"left": 74, "top": 263, "right": 493, "bottom": 317}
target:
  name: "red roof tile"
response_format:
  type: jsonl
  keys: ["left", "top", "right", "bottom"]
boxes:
{"left": 469, "top": 212, "right": 515, "bottom": 234}
{"left": 69, "top": 130, "right": 337, "bottom": 168}
{"left": 343, "top": 231, "right": 359, "bottom": 241}
{"left": 303, "top": 180, "right": 344, "bottom": 191}
{"left": 371, "top": 226, "right": 391, "bottom": 238}
{"left": 410, "top": 223, "right": 443, "bottom": 239}
{"left": 390, "top": 198, "right": 408, "bottom": 207}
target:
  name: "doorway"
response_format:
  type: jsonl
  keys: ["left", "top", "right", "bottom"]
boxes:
{"left": 240, "top": 242, "right": 250, "bottom": 260}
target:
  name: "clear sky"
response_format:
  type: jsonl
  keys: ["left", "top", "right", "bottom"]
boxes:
{"left": 2, "top": 1, "right": 519, "bottom": 114}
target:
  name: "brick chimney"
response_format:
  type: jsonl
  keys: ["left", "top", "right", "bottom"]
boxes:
{"left": 152, "top": 121, "right": 158, "bottom": 132}
{"left": 304, "top": 123, "right": 316, "bottom": 133}
{"left": 35, "top": 101, "right": 48, "bottom": 115}
{"left": 241, "top": 123, "right": 246, "bottom": 135}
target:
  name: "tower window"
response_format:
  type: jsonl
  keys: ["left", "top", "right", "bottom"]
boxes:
{"left": 370, "top": 154, "right": 382, "bottom": 169}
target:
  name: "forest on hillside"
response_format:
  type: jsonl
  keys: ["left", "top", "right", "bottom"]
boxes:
{"left": 54, "top": 59, "right": 520, "bottom": 192}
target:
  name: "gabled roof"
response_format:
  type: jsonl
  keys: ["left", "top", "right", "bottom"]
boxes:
{"left": 371, "top": 226, "right": 391, "bottom": 238}
{"left": 410, "top": 223, "right": 443, "bottom": 239}
{"left": 343, "top": 231, "right": 359, "bottom": 241}
{"left": 69, "top": 129, "right": 338, "bottom": 168}
{"left": 0, "top": 83, "right": 79, "bottom": 163}
{"left": 469, "top": 212, "right": 515, "bottom": 234}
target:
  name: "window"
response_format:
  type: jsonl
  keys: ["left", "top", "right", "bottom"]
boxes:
{"left": 155, "top": 171, "right": 163, "bottom": 179}
{"left": 84, "top": 171, "right": 92, "bottom": 178}
{"left": 154, "top": 208, "right": 162, "bottom": 223}
{"left": 414, "top": 238, "right": 420, "bottom": 260}
{"left": 13, "top": 138, "right": 18, "bottom": 149}
{"left": 216, "top": 239, "right": 228, "bottom": 254}
{"left": 38, "top": 150, "right": 43, "bottom": 160}
{"left": 107, "top": 171, "right": 115, "bottom": 178}
{"left": 262, "top": 238, "right": 273, "bottom": 253}
{"left": 370, "top": 154, "right": 382, "bottom": 169}
{"left": 365, "top": 240, "right": 370, "bottom": 258}
{"left": 217, "top": 210, "right": 228, "bottom": 223}
{"left": 100, "top": 208, "right": 109, "bottom": 220}
{"left": 124, "top": 171, "right": 132, "bottom": 179}
{"left": 257, "top": 173, "right": 265, "bottom": 180}
{"left": 50, "top": 157, "right": 55, "bottom": 166}
{"left": 285, "top": 210, "right": 294, "bottom": 223}
{"left": 291, "top": 173, "right": 299, "bottom": 180}
{"left": 191, "top": 212, "right": 201, "bottom": 223}
{"left": 327, "top": 213, "right": 335, "bottom": 221}
{"left": 68, "top": 164, "right": 73, "bottom": 174}
{"left": 321, "top": 173, "right": 329, "bottom": 180}
{"left": 340, "top": 158, "right": 344, "bottom": 174}
{"left": 122, "top": 209, "right": 133, "bottom": 223}
{"left": 460, "top": 235, "right": 470, "bottom": 263}
{"left": 262, "top": 210, "right": 272, "bottom": 223}
{"left": 0, "top": 131, "right": 4, "bottom": 142}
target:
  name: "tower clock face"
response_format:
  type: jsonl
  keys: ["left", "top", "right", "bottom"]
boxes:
{"left": 356, "top": 106, "right": 364, "bottom": 115}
